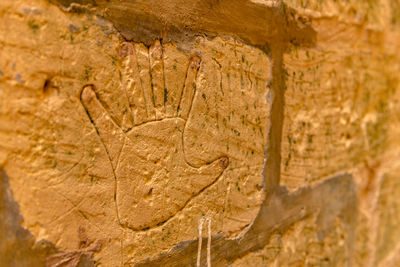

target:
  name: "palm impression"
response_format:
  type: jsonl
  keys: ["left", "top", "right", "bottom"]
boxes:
{"left": 80, "top": 41, "right": 229, "bottom": 230}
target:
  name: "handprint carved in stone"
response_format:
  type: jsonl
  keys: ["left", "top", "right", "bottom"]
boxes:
{"left": 80, "top": 41, "right": 229, "bottom": 230}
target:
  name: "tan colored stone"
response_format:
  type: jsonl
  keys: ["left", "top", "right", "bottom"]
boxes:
{"left": 232, "top": 214, "right": 349, "bottom": 266}
{"left": 1, "top": 0, "right": 400, "bottom": 266}
{"left": 281, "top": 20, "right": 400, "bottom": 190}
{"left": 0, "top": 0, "right": 271, "bottom": 265}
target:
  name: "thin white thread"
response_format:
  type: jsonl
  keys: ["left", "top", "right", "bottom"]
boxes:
{"left": 197, "top": 217, "right": 204, "bottom": 267}
{"left": 206, "top": 216, "right": 212, "bottom": 267}
{"left": 197, "top": 216, "right": 212, "bottom": 267}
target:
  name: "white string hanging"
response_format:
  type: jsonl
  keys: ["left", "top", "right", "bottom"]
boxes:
{"left": 196, "top": 215, "right": 212, "bottom": 267}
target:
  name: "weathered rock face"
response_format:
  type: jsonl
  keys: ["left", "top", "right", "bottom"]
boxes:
{"left": 0, "top": 0, "right": 399, "bottom": 266}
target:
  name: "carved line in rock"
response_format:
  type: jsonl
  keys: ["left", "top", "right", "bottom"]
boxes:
{"left": 79, "top": 41, "right": 229, "bottom": 231}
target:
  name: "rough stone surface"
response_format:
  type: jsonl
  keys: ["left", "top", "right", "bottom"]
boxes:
{"left": 0, "top": 0, "right": 399, "bottom": 266}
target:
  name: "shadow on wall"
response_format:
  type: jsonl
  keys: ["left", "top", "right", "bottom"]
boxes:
{"left": 0, "top": 169, "right": 102, "bottom": 267}
{"left": 0, "top": 169, "right": 56, "bottom": 266}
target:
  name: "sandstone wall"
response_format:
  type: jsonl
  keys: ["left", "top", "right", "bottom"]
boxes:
{"left": 0, "top": 0, "right": 399, "bottom": 266}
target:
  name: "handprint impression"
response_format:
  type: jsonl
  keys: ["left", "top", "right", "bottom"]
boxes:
{"left": 80, "top": 41, "right": 229, "bottom": 230}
